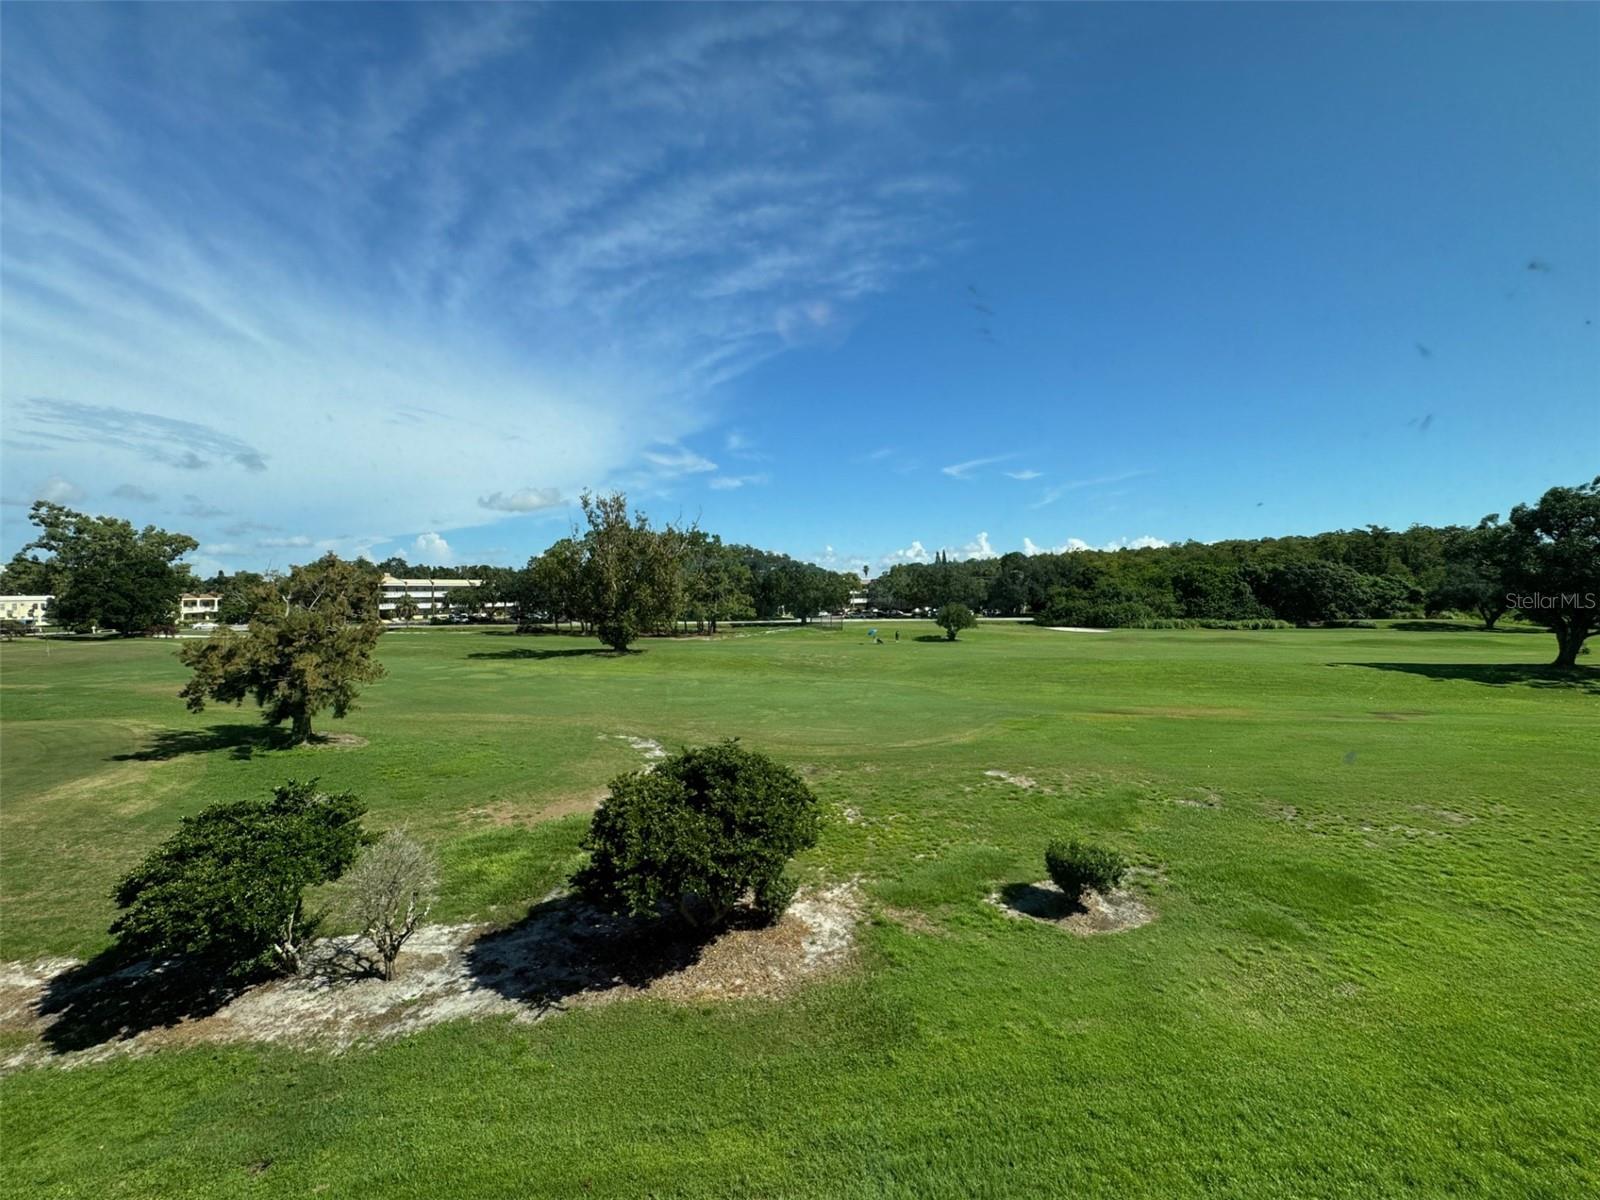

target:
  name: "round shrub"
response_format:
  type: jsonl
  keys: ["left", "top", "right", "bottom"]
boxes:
{"left": 574, "top": 740, "right": 819, "bottom": 927}
{"left": 1044, "top": 838, "right": 1127, "bottom": 901}
{"left": 935, "top": 602, "right": 977, "bottom": 641}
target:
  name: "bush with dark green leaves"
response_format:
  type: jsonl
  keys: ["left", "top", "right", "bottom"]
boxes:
{"left": 1044, "top": 838, "right": 1128, "bottom": 901}
{"left": 935, "top": 602, "right": 978, "bottom": 641}
{"left": 575, "top": 741, "right": 819, "bottom": 927}
{"left": 110, "top": 779, "right": 370, "bottom": 978}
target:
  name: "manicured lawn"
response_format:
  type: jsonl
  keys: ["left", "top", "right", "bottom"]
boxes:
{"left": 1, "top": 623, "right": 1596, "bottom": 1198}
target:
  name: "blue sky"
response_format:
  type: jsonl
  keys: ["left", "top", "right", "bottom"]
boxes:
{"left": 3, "top": 2, "right": 1595, "bottom": 577}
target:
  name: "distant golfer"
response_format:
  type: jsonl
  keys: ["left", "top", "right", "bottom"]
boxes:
{"left": 894, "top": 630, "right": 900, "bottom": 642}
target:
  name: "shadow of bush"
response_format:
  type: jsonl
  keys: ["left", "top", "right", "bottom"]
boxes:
{"left": 464, "top": 895, "right": 760, "bottom": 1014}
{"left": 36, "top": 949, "right": 250, "bottom": 1053}
{"left": 997, "top": 881, "right": 1085, "bottom": 920}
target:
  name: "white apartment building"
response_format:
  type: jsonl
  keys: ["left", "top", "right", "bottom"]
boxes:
{"left": 179, "top": 593, "right": 222, "bottom": 622}
{"left": 379, "top": 575, "right": 483, "bottom": 618}
{"left": 0, "top": 595, "right": 53, "bottom": 627}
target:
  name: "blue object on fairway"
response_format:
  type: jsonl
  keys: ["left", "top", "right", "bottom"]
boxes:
{"left": 867, "top": 628, "right": 878, "bottom": 639}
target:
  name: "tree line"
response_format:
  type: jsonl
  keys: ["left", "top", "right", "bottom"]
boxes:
{"left": 381, "top": 492, "right": 858, "bottom": 647}
{"left": 6, "top": 479, "right": 1595, "bottom": 676}
{"left": 866, "top": 478, "right": 1597, "bottom": 665}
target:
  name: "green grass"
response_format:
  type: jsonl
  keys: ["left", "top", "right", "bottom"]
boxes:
{"left": 2, "top": 622, "right": 1597, "bottom": 1198}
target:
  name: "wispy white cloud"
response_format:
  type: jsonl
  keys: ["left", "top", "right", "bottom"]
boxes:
{"left": 941, "top": 454, "right": 1014, "bottom": 480}
{"left": 1005, "top": 468, "right": 1042, "bottom": 481}
{"left": 1, "top": 5, "right": 986, "bottom": 562}
{"left": 707, "top": 474, "right": 769, "bottom": 490}
{"left": 1029, "top": 470, "right": 1152, "bottom": 509}
{"left": 643, "top": 447, "right": 718, "bottom": 476}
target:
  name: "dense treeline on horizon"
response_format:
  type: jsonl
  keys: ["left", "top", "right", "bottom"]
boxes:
{"left": 5, "top": 477, "right": 1596, "bottom": 664}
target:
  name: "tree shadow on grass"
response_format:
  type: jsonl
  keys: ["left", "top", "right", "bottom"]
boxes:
{"left": 464, "top": 895, "right": 736, "bottom": 1015}
{"left": 110, "top": 723, "right": 293, "bottom": 762}
{"left": 36, "top": 949, "right": 248, "bottom": 1054}
{"left": 1335, "top": 662, "right": 1600, "bottom": 695}
{"left": 475, "top": 626, "right": 585, "bottom": 638}
{"left": 1387, "top": 621, "right": 1543, "bottom": 635}
{"left": 466, "top": 647, "right": 627, "bottom": 661}
{"left": 913, "top": 634, "right": 952, "bottom": 643}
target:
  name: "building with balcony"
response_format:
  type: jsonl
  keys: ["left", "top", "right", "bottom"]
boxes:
{"left": 178, "top": 593, "right": 222, "bottom": 622}
{"left": 379, "top": 574, "right": 483, "bottom": 618}
{"left": 0, "top": 595, "right": 53, "bottom": 628}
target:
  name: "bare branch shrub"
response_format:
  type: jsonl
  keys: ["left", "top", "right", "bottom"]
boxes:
{"left": 345, "top": 831, "right": 439, "bottom": 980}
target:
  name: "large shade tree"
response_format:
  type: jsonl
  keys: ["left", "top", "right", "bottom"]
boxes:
{"left": 1431, "top": 524, "right": 1511, "bottom": 629}
{"left": 178, "top": 554, "right": 386, "bottom": 742}
{"left": 1494, "top": 478, "right": 1599, "bottom": 668}
{"left": 18, "top": 502, "right": 197, "bottom": 634}
{"left": 576, "top": 491, "right": 686, "bottom": 650}
{"left": 681, "top": 532, "right": 754, "bottom": 634}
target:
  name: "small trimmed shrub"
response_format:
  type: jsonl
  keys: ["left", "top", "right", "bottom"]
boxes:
{"left": 575, "top": 740, "right": 819, "bottom": 927}
{"left": 1044, "top": 838, "right": 1127, "bottom": 901}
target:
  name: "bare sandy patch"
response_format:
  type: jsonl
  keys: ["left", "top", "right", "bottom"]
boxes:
{"left": 597, "top": 733, "right": 667, "bottom": 762}
{"left": 308, "top": 732, "right": 368, "bottom": 749}
{"left": 464, "top": 792, "right": 605, "bottom": 828}
{"left": 983, "top": 769, "right": 1038, "bottom": 790}
{"left": 1040, "top": 626, "right": 1113, "bottom": 634}
{"left": 0, "top": 960, "right": 78, "bottom": 1028}
{"left": 989, "top": 881, "right": 1155, "bottom": 936}
{"left": 1, "top": 882, "right": 863, "bottom": 1070}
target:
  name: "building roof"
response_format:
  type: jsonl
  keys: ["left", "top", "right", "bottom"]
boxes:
{"left": 380, "top": 575, "right": 481, "bottom": 588}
